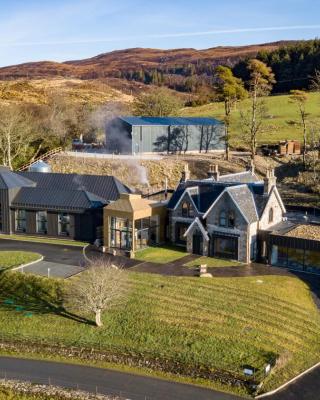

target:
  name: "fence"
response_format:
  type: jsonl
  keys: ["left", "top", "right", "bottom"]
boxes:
{"left": 0, "top": 369, "right": 153, "bottom": 400}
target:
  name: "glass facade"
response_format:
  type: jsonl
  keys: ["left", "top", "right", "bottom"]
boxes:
{"left": 109, "top": 216, "right": 159, "bottom": 251}
{"left": 58, "top": 213, "right": 70, "bottom": 236}
{"left": 213, "top": 237, "right": 238, "bottom": 259}
{"left": 16, "top": 209, "right": 26, "bottom": 232}
{"left": 36, "top": 211, "right": 47, "bottom": 234}
{"left": 271, "top": 245, "right": 320, "bottom": 274}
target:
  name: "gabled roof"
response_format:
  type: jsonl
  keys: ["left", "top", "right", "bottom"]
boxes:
{"left": 17, "top": 172, "right": 131, "bottom": 202}
{"left": 0, "top": 170, "right": 35, "bottom": 189}
{"left": 118, "top": 116, "right": 223, "bottom": 127}
{"left": 184, "top": 217, "right": 209, "bottom": 241}
{"left": 227, "top": 185, "right": 258, "bottom": 224}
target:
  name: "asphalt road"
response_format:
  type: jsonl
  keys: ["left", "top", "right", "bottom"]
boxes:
{"left": 0, "top": 357, "right": 242, "bottom": 400}
{"left": 0, "top": 239, "right": 85, "bottom": 278}
{"left": 0, "top": 239, "right": 84, "bottom": 265}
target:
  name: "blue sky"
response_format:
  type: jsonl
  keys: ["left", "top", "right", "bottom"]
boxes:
{"left": 0, "top": 0, "right": 319, "bottom": 67}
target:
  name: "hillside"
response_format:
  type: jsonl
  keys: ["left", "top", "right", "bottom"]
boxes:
{"left": 0, "top": 42, "right": 289, "bottom": 80}
{"left": 0, "top": 78, "right": 133, "bottom": 106}
{"left": 182, "top": 92, "right": 320, "bottom": 148}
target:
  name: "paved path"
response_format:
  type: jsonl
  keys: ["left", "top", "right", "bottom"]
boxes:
{"left": 0, "top": 239, "right": 85, "bottom": 278}
{"left": 0, "top": 357, "right": 242, "bottom": 400}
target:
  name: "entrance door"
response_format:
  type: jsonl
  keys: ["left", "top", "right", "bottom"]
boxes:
{"left": 192, "top": 234, "right": 203, "bottom": 255}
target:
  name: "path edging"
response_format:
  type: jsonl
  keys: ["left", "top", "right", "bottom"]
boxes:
{"left": 11, "top": 256, "right": 44, "bottom": 272}
{"left": 255, "top": 360, "right": 320, "bottom": 398}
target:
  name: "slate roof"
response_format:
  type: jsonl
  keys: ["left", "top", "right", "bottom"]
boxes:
{"left": 227, "top": 185, "right": 258, "bottom": 223}
{"left": 219, "top": 171, "right": 260, "bottom": 183}
{"left": 0, "top": 170, "right": 35, "bottom": 189}
{"left": 12, "top": 188, "right": 103, "bottom": 211}
{"left": 168, "top": 172, "right": 269, "bottom": 223}
{"left": 17, "top": 172, "right": 131, "bottom": 203}
{"left": 119, "top": 116, "right": 223, "bottom": 127}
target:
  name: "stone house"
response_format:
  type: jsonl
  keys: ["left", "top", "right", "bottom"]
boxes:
{"left": 167, "top": 165, "right": 286, "bottom": 263}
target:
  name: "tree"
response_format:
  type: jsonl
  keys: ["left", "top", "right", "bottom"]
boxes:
{"left": 289, "top": 90, "right": 309, "bottom": 167}
{"left": 215, "top": 66, "right": 247, "bottom": 160}
{"left": 0, "top": 104, "right": 39, "bottom": 169}
{"left": 311, "top": 69, "right": 320, "bottom": 91}
{"left": 65, "top": 259, "right": 127, "bottom": 327}
{"left": 240, "top": 59, "right": 275, "bottom": 160}
{"left": 132, "top": 88, "right": 183, "bottom": 117}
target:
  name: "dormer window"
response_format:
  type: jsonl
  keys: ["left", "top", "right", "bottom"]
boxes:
{"left": 269, "top": 208, "right": 274, "bottom": 224}
{"left": 181, "top": 202, "right": 194, "bottom": 218}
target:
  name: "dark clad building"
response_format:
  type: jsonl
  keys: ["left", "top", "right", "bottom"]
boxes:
{"left": 0, "top": 167, "right": 130, "bottom": 242}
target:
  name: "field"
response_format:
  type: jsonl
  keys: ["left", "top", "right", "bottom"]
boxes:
{"left": 182, "top": 92, "right": 320, "bottom": 148}
{"left": 0, "top": 252, "right": 41, "bottom": 271}
{"left": 0, "top": 271, "right": 319, "bottom": 395}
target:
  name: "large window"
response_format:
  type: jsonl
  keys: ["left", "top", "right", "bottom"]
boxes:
{"left": 110, "top": 217, "right": 132, "bottom": 250}
{"left": 219, "top": 210, "right": 236, "bottom": 228}
{"left": 134, "top": 216, "right": 159, "bottom": 250}
{"left": 58, "top": 213, "right": 70, "bottom": 236}
{"left": 214, "top": 237, "right": 238, "bottom": 259}
{"left": 36, "top": 211, "right": 47, "bottom": 234}
{"left": 219, "top": 211, "right": 227, "bottom": 227}
{"left": 175, "top": 223, "right": 189, "bottom": 245}
{"left": 16, "top": 209, "right": 26, "bottom": 232}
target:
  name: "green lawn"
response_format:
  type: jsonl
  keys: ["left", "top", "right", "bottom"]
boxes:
{"left": 135, "top": 245, "right": 187, "bottom": 264}
{"left": 0, "top": 251, "right": 41, "bottom": 271}
{"left": 0, "top": 271, "right": 320, "bottom": 395}
{"left": 181, "top": 92, "right": 320, "bottom": 148}
{"left": 186, "top": 256, "right": 243, "bottom": 268}
{"left": 0, "top": 234, "right": 87, "bottom": 247}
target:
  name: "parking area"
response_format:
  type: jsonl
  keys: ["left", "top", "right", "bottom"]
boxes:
{"left": 17, "top": 260, "right": 85, "bottom": 278}
{"left": 0, "top": 238, "right": 86, "bottom": 278}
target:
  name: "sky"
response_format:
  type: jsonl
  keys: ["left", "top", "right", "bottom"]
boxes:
{"left": 0, "top": 0, "right": 319, "bottom": 67}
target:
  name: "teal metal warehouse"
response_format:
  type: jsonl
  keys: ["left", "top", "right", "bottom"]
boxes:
{"left": 105, "top": 116, "right": 225, "bottom": 154}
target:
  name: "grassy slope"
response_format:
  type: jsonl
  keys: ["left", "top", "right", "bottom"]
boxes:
{"left": 182, "top": 92, "right": 320, "bottom": 148}
{"left": 0, "top": 252, "right": 41, "bottom": 271}
{"left": 0, "top": 271, "right": 319, "bottom": 394}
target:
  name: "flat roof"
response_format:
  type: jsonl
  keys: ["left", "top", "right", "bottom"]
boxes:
{"left": 118, "top": 116, "right": 223, "bottom": 127}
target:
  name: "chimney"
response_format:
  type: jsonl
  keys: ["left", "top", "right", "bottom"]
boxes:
{"left": 246, "top": 159, "right": 255, "bottom": 174}
{"left": 208, "top": 164, "right": 219, "bottom": 181}
{"left": 264, "top": 168, "right": 277, "bottom": 195}
{"left": 180, "top": 164, "right": 190, "bottom": 182}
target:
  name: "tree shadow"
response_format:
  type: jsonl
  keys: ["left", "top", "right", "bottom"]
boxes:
{"left": 0, "top": 271, "right": 95, "bottom": 326}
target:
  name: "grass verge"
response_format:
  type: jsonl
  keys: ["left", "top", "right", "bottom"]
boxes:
{"left": 0, "top": 234, "right": 87, "bottom": 247}
{"left": 135, "top": 245, "right": 187, "bottom": 264}
{"left": 0, "top": 251, "right": 41, "bottom": 271}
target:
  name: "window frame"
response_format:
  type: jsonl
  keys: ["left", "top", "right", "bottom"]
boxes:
{"left": 16, "top": 209, "right": 27, "bottom": 232}
{"left": 36, "top": 210, "right": 48, "bottom": 234}
{"left": 58, "top": 213, "right": 70, "bottom": 236}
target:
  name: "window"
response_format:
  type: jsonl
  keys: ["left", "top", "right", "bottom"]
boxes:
{"left": 16, "top": 209, "right": 26, "bottom": 232}
{"left": 58, "top": 213, "right": 70, "bottom": 236}
{"left": 219, "top": 211, "right": 227, "bottom": 227}
{"left": 228, "top": 211, "right": 235, "bottom": 228}
{"left": 269, "top": 208, "right": 274, "bottom": 224}
{"left": 36, "top": 211, "right": 47, "bottom": 234}
{"left": 110, "top": 217, "right": 132, "bottom": 250}
{"left": 181, "top": 201, "right": 194, "bottom": 218}
{"left": 175, "top": 222, "right": 189, "bottom": 245}
{"left": 0, "top": 203, "right": 3, "bottom": 232}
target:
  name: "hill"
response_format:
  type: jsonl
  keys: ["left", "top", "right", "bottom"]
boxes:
{"left": 0, "top": 41, "right": 290, "bottom": 81}
{"left": 182, "top": 92, "right": 320, "bottom": 148}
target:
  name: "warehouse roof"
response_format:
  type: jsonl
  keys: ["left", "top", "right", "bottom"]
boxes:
{"left": 118, "top": 116, "right": 223, "bottom": 126}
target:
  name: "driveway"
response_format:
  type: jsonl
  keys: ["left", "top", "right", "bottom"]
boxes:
{"left": 0, "top": 357, "right": 242, "bottom": 400}
{"left": 0, "top": 239, "right": 86, "bottom": 278}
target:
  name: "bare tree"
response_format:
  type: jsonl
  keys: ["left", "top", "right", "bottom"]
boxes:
{"left": 311, "top": 69, "right": 320, "bottom": 91}
{"left": 289, "top": 90, "right": 309, "bottom": 167}
{"left": 65, "top": 259, "right": 128, "bottom": 327}
{"left": 240, "top": 59, "right": 275, "bottom": 160}
{"left": 0, "top": 104, "right": 38, "bottom": 169}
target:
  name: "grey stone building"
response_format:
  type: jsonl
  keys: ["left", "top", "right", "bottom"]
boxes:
{"left": 167, "top": 165, "right": 286, "bottom": 263}
{"left": 0, "top": 167, "right": 130, "bottom": 242}
{"left": 105, "top": 116, "right": 225, "bottom": 154}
